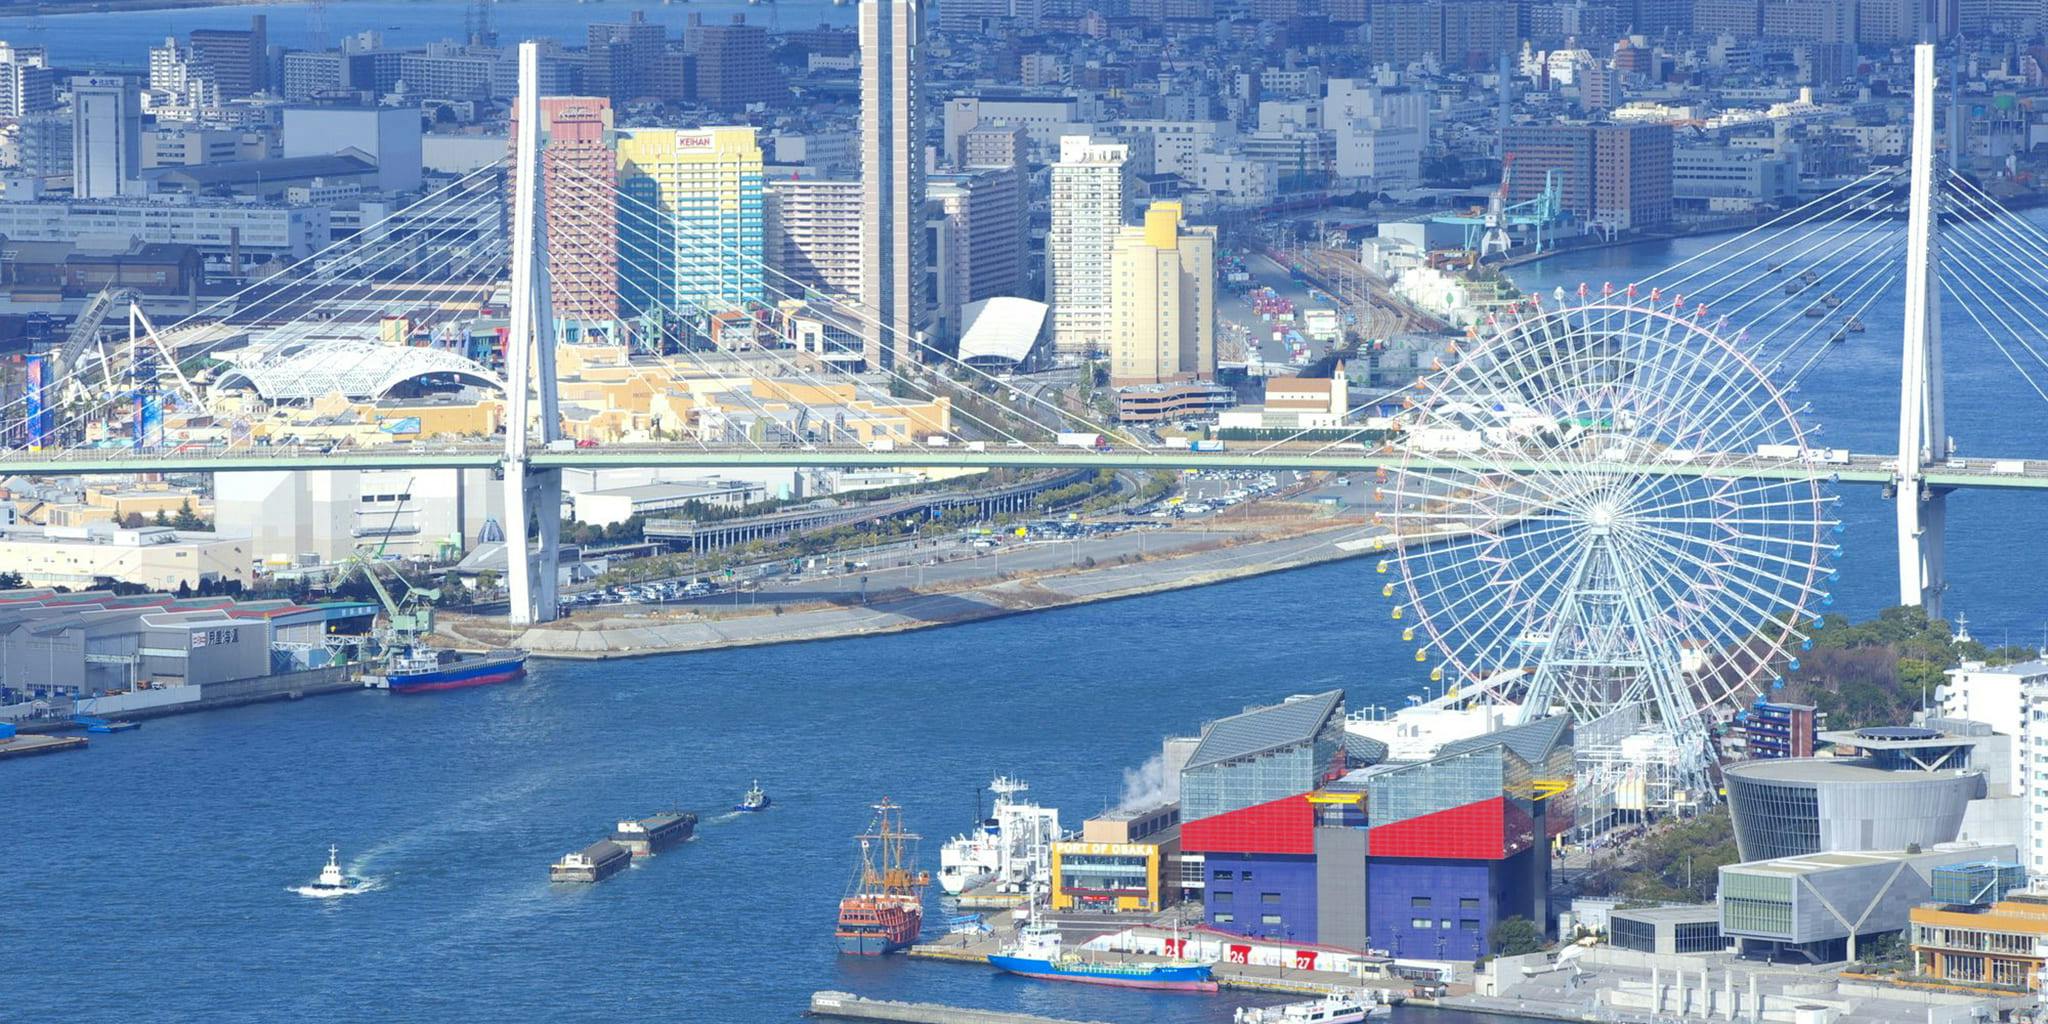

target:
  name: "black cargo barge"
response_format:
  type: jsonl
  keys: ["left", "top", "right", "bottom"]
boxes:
{"left": 550, "top": 840, "right": 632, "bottom": 883}
{"left": 612, "top": 811, "right": 697, "bottom": 856}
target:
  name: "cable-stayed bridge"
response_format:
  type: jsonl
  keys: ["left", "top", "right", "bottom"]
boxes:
{"left": 1, "top": 44, "right": 2043, "bottom": 795}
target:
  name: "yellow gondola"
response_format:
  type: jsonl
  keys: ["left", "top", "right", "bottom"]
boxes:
{"left": 1381, "top": 582, "right": 1395, "bottom": 597}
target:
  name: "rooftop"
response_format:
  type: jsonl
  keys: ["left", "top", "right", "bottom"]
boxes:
{"left": 1609, "top": 903, "right": 1721, "bottom": 924}
{"left": 1723, "top": 757, "right": 1979, "bottom": 784}
{"left": 1183, "top": 690, "right": 1344, "bottom": 771}
{"left": 1727, "top": 848, "right": 1970, "bottom": 877}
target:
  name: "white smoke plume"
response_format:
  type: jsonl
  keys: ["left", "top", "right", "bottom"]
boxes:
{"left": 1116, "top": 753, "right": 1180, "bottom": 812}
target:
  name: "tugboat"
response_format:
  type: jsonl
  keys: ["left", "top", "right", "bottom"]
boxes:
{"left": 988, "top": 896, "right": 1218, "bottom": 991}
{"left": 735, "top": 780, "right": 772, "bottom": 812}
{"left": 305, "top": 845, "right": 364, "bottom": 896}
{"left": 836, "top": 797, "right": 928, "bottom": 955}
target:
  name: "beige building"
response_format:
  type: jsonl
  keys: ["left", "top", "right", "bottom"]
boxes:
{"left": 0, "top": 524, "right": 252, "bottom": 590}
{"left": 1108, "top": 201, "right": 1214, "bottom": 387}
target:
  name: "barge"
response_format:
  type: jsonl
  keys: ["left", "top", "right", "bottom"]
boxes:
{"left": 550, "top": 840, "right": 632, "bottom": 883}
{"left": 611, "top": 811, "right": 697, "bottom": 856}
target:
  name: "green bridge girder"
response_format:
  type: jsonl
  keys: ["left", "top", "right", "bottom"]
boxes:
{"left": 4, "top": 445, "right": 2046, "bottom": 490}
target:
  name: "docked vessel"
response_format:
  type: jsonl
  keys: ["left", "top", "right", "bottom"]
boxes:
{"left": 937, "top": 776, "right": 1062, "bottom": 896}
{"left": 380, "top": 647, "right": 527, "bottom": 694}
{"left": 305, "top": 845, "right": 363, "bottom": 896}
{"left": 550, "top": 840, "right": 632, "bottom": 883}
{"left": 735, "top": 780, "right": 771, "bottom": 812}
{"left": 836, "top": 798, "right": 928, "bottom": 956}
{"left": 1233, "top": 991, "right": 1391, "bottom": 1023}
{"left": 611, "top": 811, "right": 696, "bottom": 856}
{"left": 988, "top": 917, "right": 1217, "bottom": 992}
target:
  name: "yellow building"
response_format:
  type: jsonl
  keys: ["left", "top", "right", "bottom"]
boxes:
{"left": 1050, "top": 803, "right": 1181, "bottom": 913}
{"left": 615, "top": 126, "right": 765, "bottom": 316}
{"left": 1911, "top": 898, "right": 2048, "bottom": 988}
{"left": 1108, "top": 201, "right": 1214, "bottom": 387}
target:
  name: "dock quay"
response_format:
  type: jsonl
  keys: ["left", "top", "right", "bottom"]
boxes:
{"left": 807, "top": 991, "right": 1112, "bottom": 1024}
{"left": 911, "top": 922, "right": 1423, "bottom": 1000}
{"left": 0, "top": 733, "right": 88, "bottom": 760}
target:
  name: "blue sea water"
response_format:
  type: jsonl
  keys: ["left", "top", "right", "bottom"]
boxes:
{"left": 5, "top": 0, "right": 853, "bottom": 69}
{"left": 9, "top": 559, "right": 1534, "bottom": 1024}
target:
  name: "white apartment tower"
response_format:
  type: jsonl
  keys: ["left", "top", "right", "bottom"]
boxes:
{"left": 71, "top": 76, "right": 144, "bottom": 200}
{"left": 148, "top": 37, "right": 218, "bottom": 107}
{"left": 860, "top": 0, "right": 927, "bottom": 370}
{"left": 1047, "top": 135, "right": 1131, "bottom": 357}
{"left": 1941, "top": 658, "right": 2048, "bottom": 877}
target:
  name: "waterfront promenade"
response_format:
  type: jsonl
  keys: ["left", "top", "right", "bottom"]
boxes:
{"left": 449, "top": 516, "right": 1375, "bottom": 659}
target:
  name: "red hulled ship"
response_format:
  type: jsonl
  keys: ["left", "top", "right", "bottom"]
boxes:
{"left": 836, "top": 797, "right": 929, "bottom": 956}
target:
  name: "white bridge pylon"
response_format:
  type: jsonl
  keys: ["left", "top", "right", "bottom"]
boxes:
{"left": 1896, "top": 42, "right": 1947, "bottom": 618}
{"left": 504, "top": 41, "right": 563, "bottom": 627}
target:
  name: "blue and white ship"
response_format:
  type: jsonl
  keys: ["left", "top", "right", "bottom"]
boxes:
{"left": 988, "top": 918, "right": 1217, "bottom": 992}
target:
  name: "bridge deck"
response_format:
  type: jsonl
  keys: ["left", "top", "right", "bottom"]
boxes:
{"left": 3, "top": 444, "right": 2044, "bottom": 490}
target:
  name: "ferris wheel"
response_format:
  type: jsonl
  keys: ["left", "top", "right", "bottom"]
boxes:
{"left": 1376, "top": 289, "right": 1840, "bottom": 782}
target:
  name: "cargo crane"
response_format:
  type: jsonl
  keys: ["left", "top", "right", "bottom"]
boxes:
{"left": 1431, "top": 153, "right": 1567, "bottom": 265}
{"left": 49, "top": 285, "right": 133, "bottom": 402}
{"left": 333, "top": 481, "right": 440, "bottom": 662}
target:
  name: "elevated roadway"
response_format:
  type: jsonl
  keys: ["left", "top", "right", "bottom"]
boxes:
{"left": 4, "top": 444, "right": 2047, "bottom": 491}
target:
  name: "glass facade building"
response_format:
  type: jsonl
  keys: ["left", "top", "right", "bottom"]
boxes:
{"left": 616, "top": 126, "right": 766, "bottom": 320}
{"left": 1724, "top": 759, "right": 1984, "bottom": 863}
{"left": 1180, "top": 691, "right": 1347, "bottom": 823}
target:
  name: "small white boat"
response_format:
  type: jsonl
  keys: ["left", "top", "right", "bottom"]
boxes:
{"left": 1233, "top": 990, "right": 1390, "bottom": 1023}
{"left": 305, "top": 845, "right": 363, "bottom": 896}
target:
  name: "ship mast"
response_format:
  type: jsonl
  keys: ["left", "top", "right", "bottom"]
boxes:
{"left": 855, "top": 797, "right": 929, "bottom": 899}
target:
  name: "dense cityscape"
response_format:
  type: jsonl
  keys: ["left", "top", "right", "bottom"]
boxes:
{"left": 6, "top": 0, "right": 2048, "bottom": 1022}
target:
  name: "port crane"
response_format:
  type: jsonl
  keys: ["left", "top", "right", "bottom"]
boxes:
{"left": 331, "top": 481, "right": 440, "bottom": 661}
{"left": 1432, "top": 154, "right": 1566, "bottom": 264}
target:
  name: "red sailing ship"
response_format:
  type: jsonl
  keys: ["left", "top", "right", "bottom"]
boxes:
{"left": 836, "top": 797, "right": 929, "bottom": 956}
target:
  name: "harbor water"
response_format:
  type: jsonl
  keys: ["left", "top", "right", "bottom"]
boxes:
{"left": 11, "top": 558, "right": 1546, "bottom": 1024}
{"left": 5, "top": 0, "right": 855, "bottom": 66}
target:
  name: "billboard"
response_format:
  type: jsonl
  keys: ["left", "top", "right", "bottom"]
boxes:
{"left": 23, "top": 354, "right": 47, "bottom": 451}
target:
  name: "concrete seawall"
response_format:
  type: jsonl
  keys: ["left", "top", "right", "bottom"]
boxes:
{"left": 807, "top": 991, "right": 1112, "bottom": 1024}
{"left": 476, "top": 520, "right": 1380, "bottom": 661}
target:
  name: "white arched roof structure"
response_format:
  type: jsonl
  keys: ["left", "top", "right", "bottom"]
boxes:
{"left": 958, "top": 297, "right": 1048, "bottom": 367}
{"left": 216, "top": 340, "right": 505, "bottom": 401}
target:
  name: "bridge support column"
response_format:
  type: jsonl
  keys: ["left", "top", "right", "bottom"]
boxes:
{"left": 503, "top": 41, "right": 562, "bottom": 627}
{"left": 1896, "top": 42, "right": 1948, "bottom": 617}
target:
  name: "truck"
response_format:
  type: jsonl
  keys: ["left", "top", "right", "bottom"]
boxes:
{"left": 1755, "top": 443, "right": 1802, "bottom": 461}
{"left": 963, "top": 441, "right": 988, "bottom": 453}
{"left": 1057, "top": 432, "right": 1108, "bottom": 451}
{"left": 1192, "top": 439, "right": 1226, "bottom": 453}
{"left": 869, "top": 438, "right": 896, "bottom": 452}
{"left": 1994, "top": 459, "right": 2027, "bottom": 475}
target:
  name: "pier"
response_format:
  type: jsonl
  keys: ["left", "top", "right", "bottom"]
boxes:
{"left": 0, "top": 733, "right": 89, "bottom": 760}
{"left": 807, "top": 991, "right": 1112, "bottom": 1024}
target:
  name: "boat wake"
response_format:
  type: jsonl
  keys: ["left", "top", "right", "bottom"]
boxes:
{"left": 344, "top": 770, "right": 555, "bottom": 874}
{"left": 289, "top": 876, "right": 385, "bottom": 900}
{"left": 705, "top": 811, "right": 744, "bottom": 825}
